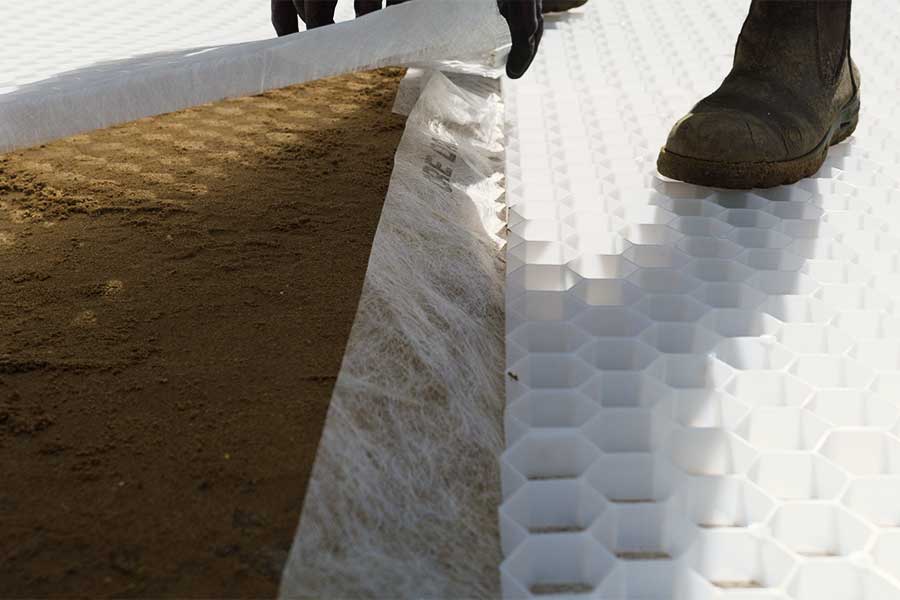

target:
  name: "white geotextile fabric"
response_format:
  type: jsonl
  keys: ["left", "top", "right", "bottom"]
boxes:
{"left": 280, "top": 70, "right": 507, "bottom": 598}
{"left": 0, "top": 0, "right": 509, "bottom": 153}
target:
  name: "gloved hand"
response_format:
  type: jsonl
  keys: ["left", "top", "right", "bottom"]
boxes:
{"left": 354, "top": 0, "right": 410, "bottom": 18}
{"left": 273, "top": 0, "right": 543, "bottom": 80}
{"left": 498, "top": 0, "right": 543, "bottom": 79}
{"left": 306, "top": 0, "right": 410, "bottom": 27}
{"left": 272, "top": 0, "right": 412, "bottom": 33}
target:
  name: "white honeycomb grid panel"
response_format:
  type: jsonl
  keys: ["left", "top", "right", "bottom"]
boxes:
{"left": 501, "top": 0, "right": 900, "bottom": 598}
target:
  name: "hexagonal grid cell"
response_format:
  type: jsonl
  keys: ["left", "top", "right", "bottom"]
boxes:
{"left": 501, "top": 533, "right": 617, "bottom": 597}
{"left": 502, "top": 432, "right": 600, "bottom": 495}
{"left": 565, "top": 230, "right": 631, "bottom": 256}
{"left": 647, "top": 355, "right": 734, "bottom": 390}
{"left": 841, "top": 230, "right": 900, "bottom": 255}
{"left": 776, "top": 323, "right": 852, "bottom": 355}
{"left": 595, "top": 499, "right": 696, "bottom": 562}
{"left": 727, "top": 227, "right": 791, "bottom": 250}
{"left": 508, "top": 290, "right": 585, "bottom": 322}
{"left": 640, "top": 322, "right": 719, "bottom": 355}
{"left": 677, "top": 476, "right": 774, "bottom": 529}
{"left": 577, "top": 338, "right": 658, "bottom": 371}
{"left": 510, "top": 321, "right": 590, "bottom": 354}
{"left": 624, "top": 244, "right": 691, "bottom": 269}
{"left": 598, "top": 561, "right": 718, "bottom": 600}
{"left": 700, "top": 309, "right": 781, "bottom": 338}
{"left": 842, "top": 476, "right": 900, "bottom": 527}
{"left": 673, "top": 390, "right": 751, "bottom": 430}
{"left": 801, "top": 260, "right": 872, "bottom": 285}
{"left": 571, "top": 306, "right": 652, "bottom": 337}
{"left": 587, "top": 453, "right": 678, "bottom": 504}
{"left": 505, "top": 391, "right": 600, "bottom": 444}
{"left": 508, "top": 355, "right": 594, "bottom": 390}
{"left": 670, "top": 428, "right": 758, "bottom": 477}
{"left": 850, "top": 338, "right": 900, "bottom": 372}
{"left": 833, "top": 310, "right": 900, "bottom": 339}
{"left": 787, "top": 236, "right": 858, "bottom": 260}
{"left": 707, "top": 190, "right": 770, "bottom": 210}
{"left": 571, "top": 278, "right": 643, "bottom": 306}
{"left": 786, "top": 563, "right": 900, "bottom": 600}
{"left": 508, "top": 264, "right": 580, "bottom": 294}
{"left": 508, "top": 218, "right": 573, "bottom": 244}
{"left": 764, "top": 295, "right": 834, "bottom": 323}
{"left": 715, "top": 337, "right": 794, "bottom": 371}
{"left": 766, "top": 201, "right": 824, "bottom": 221}
{"left": 749, "top": 453, "right": 847, "bottom": 500}
{"left": 740, "top": 249, "right": 806, "bottom": 272}
{"left": 871, "top": 371, "right": 900, "bottom": 398}
{"left": 749, "top": 271, "right": 820, "bottom": 296}
{"left": 872, "top": 530, "right": 900, "bottom": 582}
{"left": 693, "top": 282, "right": 766, "bottom": 310}
{"left": 725, "top": 372, "right": 813, "bottom": 408}
{"left": 500, "top": 479, "right": 608, "bottom": 553}
{"left": 778, "top": 218, "right": 840, "bottom": 240}
{"left": 769, "top": 503, "right": 873, "bottom": 558}
{"left": 807, "top": 390, "right": 899, "bottom": 429}
{"left": 567, "top": 254, "right": 638, "bottom": 280}
{"left": 719, "top": 208, "right": 779, "bottom": 229}
{"left": 677, "top": 236, "right": 744, "bottom": 259}
{"left": 628, "top": 268, "right": 702, "bottom": 294}
{"left": 688, "top": 529, "right": 796, "bottom": 591}
{"left": 614, "top": 204, "right": 677, "bottom": 226}
{"left": 582, "top": 406, "right": 671, "bottom": 453}
{"left": 672, "top": 216, "right": 733, "bottom": 238}
{"left": 796, "top": 177, "right": 859, "bottom": 198}
{"left": 816, "top": 284, "right": 891, "bottom": 311}
{"left": 580, "top": 371, "right": 671, "bottom": 409}
{"left": 620, "top": 223, "right": 684, "bottom": 247}
{"left": 656, "top": 197, "right": 723, "bottom": 218}
{"left": 820, "top": 431, "right": 900, "bottom": 476}
{"left": 635, "top": 294, "right": 707, "bottom": 323}
{"left": 736, "top": 407, "right": 830, "bottom": 451}
{"left": 687, "top": 258, "right": 754, "bottom": 283}
{"left": 790, "top": 356, "right": 875, "bottom": 389}
{"left": 507, "top": 240, "right": 577, "bottom": 268}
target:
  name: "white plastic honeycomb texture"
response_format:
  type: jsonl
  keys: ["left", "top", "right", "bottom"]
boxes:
{"left": 501, "top": 0, "right": 900, "bottom": 598}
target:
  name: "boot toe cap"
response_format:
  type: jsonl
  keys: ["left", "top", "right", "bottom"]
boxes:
{"left": 664, "top": 110, "right": 787, "bottom": 164}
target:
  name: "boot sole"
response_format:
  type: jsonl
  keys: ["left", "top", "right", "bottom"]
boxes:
{"left": 656, "top": 96, "right": 860, "bottom": 189}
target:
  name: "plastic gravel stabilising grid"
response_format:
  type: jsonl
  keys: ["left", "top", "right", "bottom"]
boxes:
{"left": 501, "top": 1, "right": 900, "bottom": 598}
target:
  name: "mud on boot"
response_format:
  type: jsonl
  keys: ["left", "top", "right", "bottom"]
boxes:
{"left": 657, "top": 0, "right": 860, "bottom": 189}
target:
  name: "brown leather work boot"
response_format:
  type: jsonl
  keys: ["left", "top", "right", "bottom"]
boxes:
{"left": 542, "top": 0, "right": 589, "bottom": 14}
{"left": 657, "top": 0, "right": 860, "bottom": 189}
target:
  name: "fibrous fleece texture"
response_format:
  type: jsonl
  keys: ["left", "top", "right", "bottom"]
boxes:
{"left": 279, "top": 71, "right": 508, "bottom": 598}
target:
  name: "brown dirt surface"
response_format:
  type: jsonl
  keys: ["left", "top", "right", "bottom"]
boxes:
{"left": 0, "top": 67, "right": 407, "bottom": 598}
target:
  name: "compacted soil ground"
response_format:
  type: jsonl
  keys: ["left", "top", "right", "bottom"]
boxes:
{"left": 0, "top": 67, "right": 406, "bottom": 598}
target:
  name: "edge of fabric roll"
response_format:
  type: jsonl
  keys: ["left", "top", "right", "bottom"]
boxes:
{"left": 0, "top": 0, "right": 509, "bottom": 153}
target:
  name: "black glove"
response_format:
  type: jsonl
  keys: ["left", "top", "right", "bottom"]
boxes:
{"left": 303, "top": 0, "right": 338, "bottom": 28}
{"left": 272, "top": 0, "right": 301, "bottom": 36}
{"left": 274, "top": 0, "right": 542, "bottom": 79}
{"left": 498, "top": 0, "right": 543, "bottom": 79}
{"left": 355, "top": 0, "right": 411, "bottom": 17}
{"left": 305, "top": 0, "right": 411, "bottom": 28}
